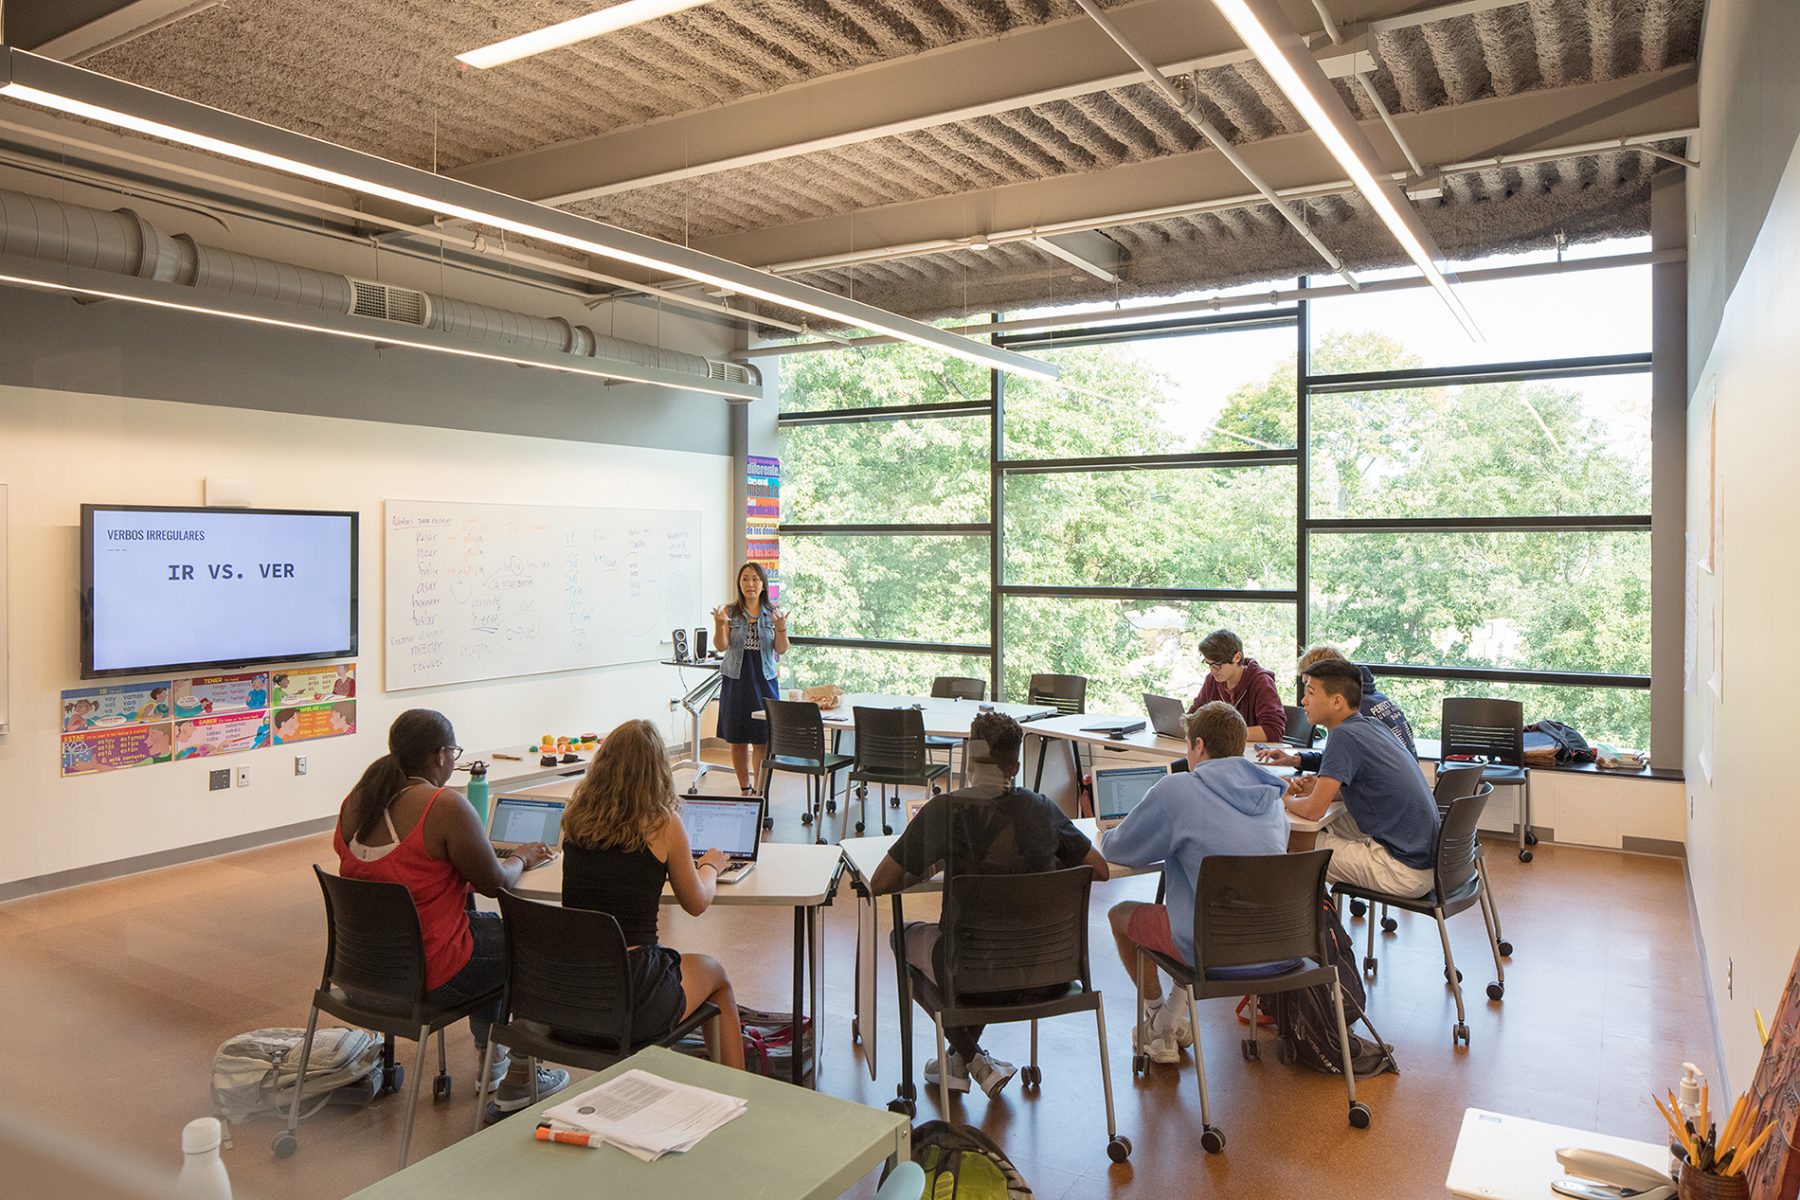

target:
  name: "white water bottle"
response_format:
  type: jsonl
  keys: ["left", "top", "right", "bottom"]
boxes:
{"left": 177, "top": 1118, "right": 233, "bottom": 1200}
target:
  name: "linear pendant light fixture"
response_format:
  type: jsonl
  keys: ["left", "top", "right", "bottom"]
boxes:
{"left": 1205, "top": 0, "right": 1482, "bottom": 341}
{"left": 0, "top": 46, "right": 1057, "bottom": 380}
{"left": 457, "top": 2, "right": 717, "bottom": 69}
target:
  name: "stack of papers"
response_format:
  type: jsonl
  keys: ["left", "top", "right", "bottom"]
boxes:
{"left": 542, "top": 1069, "right": 747, "bottom": 1162}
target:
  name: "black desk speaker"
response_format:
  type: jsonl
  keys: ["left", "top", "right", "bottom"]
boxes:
{"left": 694, "top": 628, "right": 709, "bottom": 659}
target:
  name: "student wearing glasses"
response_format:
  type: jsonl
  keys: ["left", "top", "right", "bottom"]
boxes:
{"left": 334, "top": 709, "right": 568, "bottom": 1113}
{"left": 1187, "top": 628, "right": 1286, "bottom": 743}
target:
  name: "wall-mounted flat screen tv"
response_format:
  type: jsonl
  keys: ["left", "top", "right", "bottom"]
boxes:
{"left": 81, "top": 505, "right": 359, "bottom": 679}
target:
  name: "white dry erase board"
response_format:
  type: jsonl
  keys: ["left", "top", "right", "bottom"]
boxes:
{"left": 384, "top": 499, "right": 702, "bottom": 691}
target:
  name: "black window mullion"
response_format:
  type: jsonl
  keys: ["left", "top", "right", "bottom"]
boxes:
{"left": 1296, "top": 275, "right": 1310, "bottom": 661}
{"left": 1303, "top": 352, "right": 1652, "bottom": 394}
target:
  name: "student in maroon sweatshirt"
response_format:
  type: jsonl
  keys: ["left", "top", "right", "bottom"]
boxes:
{"left": 1186, "top": 628, "right": 1287, "bottom": 743}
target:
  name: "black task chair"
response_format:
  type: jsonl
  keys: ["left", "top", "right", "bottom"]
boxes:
{"left": 904, "top": 866, "right": 1131, "bottom": 1163}
{"left": 475, "top": 891, "right": 721, "bottom": 1128}
{"left": 1027, "top": 673, "right": 1088, "bottom": 798}
{"left": 848, "top": 705, "right": 949, "bottom": 836}
{"left": 927, "top": 676, "right": 987, "bottom": 781}
{"left": 1281, "top": 705, "right": 1316, "bottom": 748}
{"left": 282, "top": 867, "right": 502, "bottom": 1168}
{"left": 1368, "top": 767, "right": 1515, "bottom": 959}
{"left": 1332, "top": 788, "right": 1505, "bottom": 1047}
{"left": 1442, "top": 697, "right": 1534, "bottom": 862}
{"left": 760, "top": 697, "right": 854, "bottom": 841}
{"left": 1132, "top": 850, "right": 1373, "bottom": 1154}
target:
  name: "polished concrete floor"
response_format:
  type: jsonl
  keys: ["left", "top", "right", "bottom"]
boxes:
{"left": 0, "top": 760, "right": 1715, "bottom": 1199}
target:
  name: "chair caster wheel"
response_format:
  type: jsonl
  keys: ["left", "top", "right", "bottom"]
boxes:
{"left": 763, "top": 817, "right": 774, "bottom": 832}
{"left": 1445, "top": 967, "right": 1463, "bottom": 984}
{"left": 1380, "top": 917, "right": 1398, "bottom": 934}
{"left": 1241, "top": 1038, "right": 1259, "bottom": 1061}
{"left": 433, "top": 1073, "right": 451, "bottom": 1103}
{"left": 1278, "top": 1037, "right": 1297, "bottom": 1064}
{"left": 1107, "top": 1134, "right": 1132, "bottom": 1164}
{"left": 1497, "top": 940, "right": 1514, "bottom": 957}
{"left": 1363, "top": 956, "right": 1378, "bottom": 978}
{"left": 1486, "top": 982, "right": 1504, "bottom": 1001}
{"left": 1132, "top": 1053, "right": 1148, "bottom": 1076}
{"left": 1349, "top": 900, "right": 1367, "bottom": 918}
{"left": 889, "top": 796, "right": 901, "bottom": 808}
{"left": 883, "top": 825, "right": 893, "bottom": 835}
{"left": 855, "top": 821, "right": 866, "bottom": 834}
{"left": 888, "top": 1098, "right": 916, "bottom": 1118}
{"left": 1349, "top": 1102, "right": 1372, "bottom": 1129}
{"left": 1519, "top": 849, "right": 1533, "bottom": 862}
{"left": 271, "top": 1131, "right": 297, "bottom": 1159}
{"left": 826, "top": 800, "right": 838, "bottom": 814}
{"left": 385, "top": 1063, "right": 405, "bottom": 1096}
{"left": 1021, "top": 1065, "right": 1042, "bottom": 1087}
{"left": 1453, "top": 1022, "right": 1470, "bottom": 1046}
{"left": 931, "top": 786, "right": 942, "bottom": 795}
{"left": 1201, "top": 1126, "right": 1226, "bottom": 1154}
{"left": 801, "top": 812, "right": 813, "bottom": 827}
{"left": 1524, "top": 831, "right": 1539, "bottom": 846}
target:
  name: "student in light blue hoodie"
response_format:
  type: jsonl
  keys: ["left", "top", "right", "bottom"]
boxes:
{"left": 1105, "top": 700, "right": 1291, "bottom": 1064}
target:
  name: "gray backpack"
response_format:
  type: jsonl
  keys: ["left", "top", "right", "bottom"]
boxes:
{"left": 210, "top": 1027, "right": 384, "bottom": 1140}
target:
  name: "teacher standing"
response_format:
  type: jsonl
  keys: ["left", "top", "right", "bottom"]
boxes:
{"left": 712, "top": 562, "right": 790, "bottom": 795}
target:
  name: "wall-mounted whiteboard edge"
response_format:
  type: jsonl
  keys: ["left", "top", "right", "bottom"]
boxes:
{"left": 384, "top": 498, "right": 703, "bottom": 692}
{"left": 0, "top": 483, "right": 8, "bottom": 733}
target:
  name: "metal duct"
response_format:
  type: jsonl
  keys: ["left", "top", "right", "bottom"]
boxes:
{"left": 0, "top": 185, "right": 754, "bottom": 389}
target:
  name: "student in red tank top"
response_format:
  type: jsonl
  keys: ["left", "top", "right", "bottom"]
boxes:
{"left": 333, "top": 709, "right": 567, "bottom": 1113}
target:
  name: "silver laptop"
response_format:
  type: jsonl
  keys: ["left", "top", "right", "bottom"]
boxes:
{"left": 680, "top": 796, "right": 763, "bottom": 883}
{"left": 1093, "top": 764, "right": 1164, "bottom": 835}
{"left": 487, "top": 795, "right": 565, "bottom": 869}
{"left": 1143, "top": 693, "right": 1186, "bottom": 739}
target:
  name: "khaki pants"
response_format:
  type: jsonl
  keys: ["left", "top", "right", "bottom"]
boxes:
{"left": 1317, "top": 811, "right": 1433, "bottom": 898}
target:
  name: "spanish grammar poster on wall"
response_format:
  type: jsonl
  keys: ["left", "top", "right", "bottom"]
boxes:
{"left": 60, "top": 680, "right": 172, "bottom": 731}
{"left": 272, "top": 700, "right": 356, "bottom": 745}
{"left": 271, "top": 663, "right": 354, "bottom": 707}
{"left": 174, "top": 710, "right": 272, "bottom": 759}
{"left": 171, "top": 671, "right": 270, "bottom": 717}
{"left": 61, "top": 722, "right": 173, "bottom": 776}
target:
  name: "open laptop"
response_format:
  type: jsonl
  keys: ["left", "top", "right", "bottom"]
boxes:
{"left": 679, "top": 796, "right": 764, "bottom": 883}
{"left": 1092, "top": 764, "right": 1164, "bottom": 837}
{"left": 487, "top": 795, "right": 565, "bottom": 868}
{"left": 1143, "top": 692, "right": 1187, "bottom": 739}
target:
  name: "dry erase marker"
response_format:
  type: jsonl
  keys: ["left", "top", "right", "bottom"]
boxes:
{"left": 535, "top": 1123, "right": 602, "bottom": 1149}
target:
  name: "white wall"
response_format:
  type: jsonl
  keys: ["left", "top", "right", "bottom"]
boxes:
{"left": 1684, "top": 132, "right": 1800, "bottom": 1092}
{"left": 0, "top": 387, "right": 731, "bottom": 889}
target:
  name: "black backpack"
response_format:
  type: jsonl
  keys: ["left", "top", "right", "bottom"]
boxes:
{"left": 1272, "top": 895, "right": 1399, "bottom": 1079}
{"left": 1526, "top": 720, "right": 1595, "bottom": 763}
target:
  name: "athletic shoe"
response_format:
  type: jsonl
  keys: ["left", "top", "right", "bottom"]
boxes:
{"left": 970, "top": 1052, "right": 1017, "bottom": 1098}
{"left": 1162, "top": 988, "right": 1196, "bottom": 1047}
{"left": 492, "top": 1066, "right": 571, "bottom": 1113}
{"left": 481, "top": 1048, "right": 510, "bottom": 1091}
{"left": 1134, "top": 1017, "right": 1181, "bottom": 1065}
{"left": 924, "top": 1052, "right": 971, "bottom": 1094}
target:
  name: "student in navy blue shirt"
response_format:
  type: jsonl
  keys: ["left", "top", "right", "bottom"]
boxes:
{"left": 1283, "top": 659, "right": 1440, "bottom": 898}
{"left": 1258, "top": 645, "right": 1417, "bottom": 771}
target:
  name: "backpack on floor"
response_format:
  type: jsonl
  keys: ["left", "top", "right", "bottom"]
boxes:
{"left": 672, "top": 1006, "right": 815, "bottom": 1079}
{"left": 1272, "top": 897, "right": 1399, "bottom": 1079}
{"left": 210, "top": 1026, "right": 385, "bottom": 1133}
{"left": 895, "top": 1120, "right": 1033, "bottom": 1200}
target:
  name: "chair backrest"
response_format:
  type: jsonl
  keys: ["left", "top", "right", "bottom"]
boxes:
{"left": 764, "top": 697, "right": 829, "bottom": 763}
{"left": 941, "top": 867, "right": 1093, "bottom": 1001}
{"left": 312, "top": 865, "right": 430, "bottom": 1010}
{"left": 931, "top": 675, "right": 987, "bottom": 702}
{"left": 1433, "top": 787, "right": 1492, "bottom": 901}
{"left": 1192, "top": 850, "right": 1331, "bottom": 971}
{"left": 1282, "top": 705, "right": 1315, "bottom": 747}
{"left": 497, "top": 889, "right": 635, "bottom": 1048}
{"left": 852, "top": 705, "right": 930, "bottom": 774}
{"left": 1027, "top": 673, "right": 1087, "bottom": 715}
{"left": 1431, "top": 763, "right": 1487, "bottom": 820}
{"left": 1440, "top": 697, "right": 1525, "bottom": 768}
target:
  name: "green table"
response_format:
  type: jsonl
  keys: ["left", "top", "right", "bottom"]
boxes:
{"left": 347, "top": 1046, "right": 910, "bottom": 1200}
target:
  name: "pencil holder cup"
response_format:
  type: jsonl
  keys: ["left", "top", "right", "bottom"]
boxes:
{"left": 1679, "top": 1169, "right": 1750, "bottom": 1200}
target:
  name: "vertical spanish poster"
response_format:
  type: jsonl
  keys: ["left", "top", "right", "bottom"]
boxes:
{"left": 747, "top": 456, "right": 781, "bottom": 602}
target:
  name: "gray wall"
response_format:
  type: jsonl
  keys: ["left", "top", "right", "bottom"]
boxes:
{"left": 1687, "top": 0, "right": 1800, "bottom": 392}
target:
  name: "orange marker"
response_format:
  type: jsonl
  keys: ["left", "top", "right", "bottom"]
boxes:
{"left": 535, "top": 1123, "right": 602, "bottom": 1149}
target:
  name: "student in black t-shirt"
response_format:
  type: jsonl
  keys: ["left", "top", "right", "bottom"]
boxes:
{"left": 869, "top": 711, "right": 1109, "bottom": 1099}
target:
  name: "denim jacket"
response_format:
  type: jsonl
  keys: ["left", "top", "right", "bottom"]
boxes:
{"left": 721, "top": 607, "right": 779, "bottom": 681}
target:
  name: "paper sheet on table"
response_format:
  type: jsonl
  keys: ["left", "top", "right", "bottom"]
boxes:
{"left": 544, "top": 1069, "right": 746, "bottom": 1161}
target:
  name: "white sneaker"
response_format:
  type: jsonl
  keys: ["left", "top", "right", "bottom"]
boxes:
{"left": 924, "top": 1052, "right": 971, "bottom": 1094}
{"left": 1160, "top": 990, "right": 1196, "bottom": 1048}
{"left": 970, "top": 1052, "right": 1017, "bottom": 1099}
{"left": 1134, "top": 1020, "right": 1181, "bottom": 1065}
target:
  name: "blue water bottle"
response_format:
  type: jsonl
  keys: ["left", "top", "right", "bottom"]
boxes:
{"left": 466, "top": 760, "right": 490, "bottom": 825}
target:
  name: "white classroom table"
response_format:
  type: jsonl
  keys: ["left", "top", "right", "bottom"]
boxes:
{"left": 505, "top": 778, "right": 847, "bottom": 1088}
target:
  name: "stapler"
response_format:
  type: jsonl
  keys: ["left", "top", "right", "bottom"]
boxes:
{"left": 1552, "top": 1149, "right": 1675, "bottom": 1200}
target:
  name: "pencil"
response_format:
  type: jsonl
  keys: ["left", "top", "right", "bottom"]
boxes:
{"left": 1702, "top": 1082, "right": 1709, "bottom": 1138}
{"left": 1719, "top": 1093, "right": 1749, "bottom": 1157}
{"left": 1726, "top": 1124, "right": 1775, "bottom": 1176}
{"left": 1756, "top": 1008, "right": 1770, "bottom": 1043}
{"left": 1655, "top": 1095, "right": 1697, "bottom": 1162}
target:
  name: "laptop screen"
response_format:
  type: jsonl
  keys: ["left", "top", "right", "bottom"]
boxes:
{"left": 489, "top": 797, "right": 564, "bottom": 846}
{"left": 680, "top": 797, "right": 763, "bottom": 858}
{"left": 1093, "top": 765, "right": 1164, "bottom": 822}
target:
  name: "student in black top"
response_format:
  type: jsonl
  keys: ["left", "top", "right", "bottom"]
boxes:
{"left": 870, "top": 711, "right": 1110, "bottom": 1098}
{"left": 560, "top": 719, "right": 745, "bottom": 1068}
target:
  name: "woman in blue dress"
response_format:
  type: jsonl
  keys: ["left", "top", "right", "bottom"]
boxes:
{"left": 711, "top": 562, "right": 789, "bottom": 794}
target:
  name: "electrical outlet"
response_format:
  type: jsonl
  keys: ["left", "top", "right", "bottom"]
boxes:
{"left": 294, "top": 755, "right": 308, "bottom": 777}
{"left": 237, "top": 766, "right": 252, "bottom": 788}
{"left": 209, "top": 768, "right": 231, "bottom": 792}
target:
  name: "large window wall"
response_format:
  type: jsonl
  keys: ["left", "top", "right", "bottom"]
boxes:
{"left": 776, "top": 246, "right": 1655, "bottom": 748}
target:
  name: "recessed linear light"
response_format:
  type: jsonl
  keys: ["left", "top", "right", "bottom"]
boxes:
{"left": 457, "top": 1, "right": 718, "bottom": 70}
{"left": 0, "top": 47, "right": 1058, "bottom": 380}
{"left": 1206, "top": 0, "right": 1482, "bottom": 341}
{"left": 0, "top": 253, "right": 764, "bottom": 400}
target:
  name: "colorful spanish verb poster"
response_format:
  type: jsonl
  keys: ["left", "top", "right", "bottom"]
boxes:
{"left": 60, "top": 722, "right": 173, "bottom": 776}
{"left": 272, "top": 700, "right": 356, "bottom": 746}
{"left": 271, "top": 663, "right": 353, "bottom": 707}
{"left": 174, "top": 710, "right": 272, "bottom": 759}
{"left": 60, "top": 681, "right": 173, "bottom": 731}
{"left": 171, "top": 672, "right": 270, "bottom": 718}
